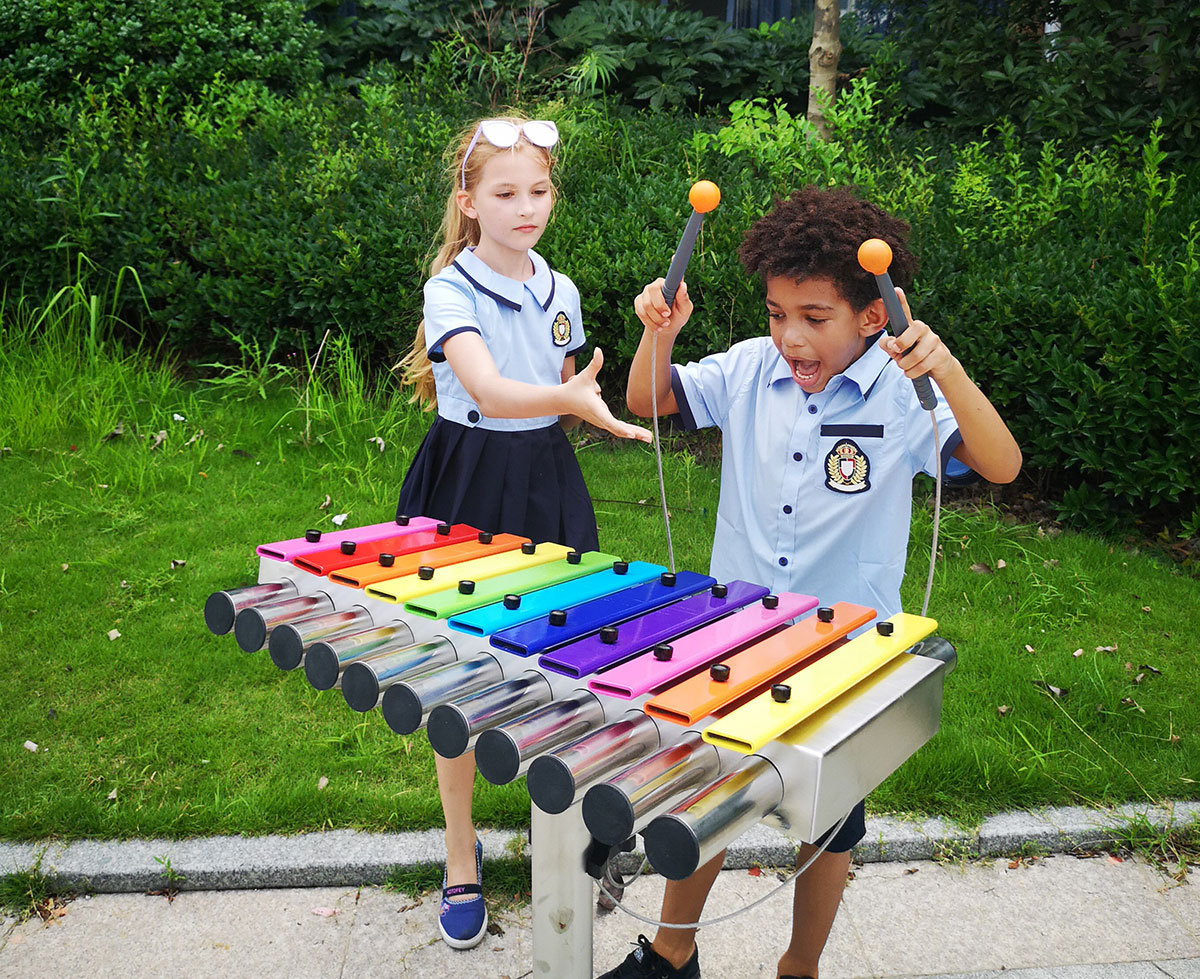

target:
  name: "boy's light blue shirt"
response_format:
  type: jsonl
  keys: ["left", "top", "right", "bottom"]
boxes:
{"left": 670, "top": 336, "right": 974, "bottom": 619}
{"left": 423, "top": 247, "right": 587, "bottom": 431}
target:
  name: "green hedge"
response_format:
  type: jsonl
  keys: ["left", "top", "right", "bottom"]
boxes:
{"left": 1, "top": 74, "right": 1197, "bottom": 531}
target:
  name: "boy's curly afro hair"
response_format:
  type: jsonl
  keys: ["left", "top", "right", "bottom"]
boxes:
{"left": 738, "top": 185, "right": 917, "bottom": 312}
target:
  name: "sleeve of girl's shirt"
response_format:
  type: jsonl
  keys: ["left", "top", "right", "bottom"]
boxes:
{"left": 559, "top": 275, "right": 587, "bottom": 359}
{"left": 423, "top": 276, "right": 482, "bottom": 363}
{"left": 668, "top": 338, "right": 758, "bottom": 431}
{"left": 901, "top": 377, "right": 979, "bottom": 486}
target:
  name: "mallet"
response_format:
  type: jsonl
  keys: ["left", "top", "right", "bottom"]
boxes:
{"left": 857, "top": 238, "right": 938, "bottom": 410}
{"left": 662, "top": 180, "right": 721, "bottom": 306}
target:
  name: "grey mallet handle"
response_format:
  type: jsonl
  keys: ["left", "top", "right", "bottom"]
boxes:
{"left": 662, "top": 210, "right": 705, "bottom": 307}
{"left": 873, "top": 271, "right": 938, "bottom": 410}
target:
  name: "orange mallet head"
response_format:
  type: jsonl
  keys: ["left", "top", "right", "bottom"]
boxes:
{"left": 688, "top": 180, "right": 721, "bottom": 214}
{"left": 857, "top": 238, "right": 893, "bottom": 276}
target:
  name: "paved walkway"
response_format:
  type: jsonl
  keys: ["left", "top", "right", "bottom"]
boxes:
{"left": 2, "top": 803, "right": 1197, "bottom": 979}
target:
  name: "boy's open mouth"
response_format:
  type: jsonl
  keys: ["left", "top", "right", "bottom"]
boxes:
{"left": 790, "top": 358, "right": 820, "bottom": 385}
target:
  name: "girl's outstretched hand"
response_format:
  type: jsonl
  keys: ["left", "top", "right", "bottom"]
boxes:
{"left": 567, "top": 348, "right": 653, "bottom": 443}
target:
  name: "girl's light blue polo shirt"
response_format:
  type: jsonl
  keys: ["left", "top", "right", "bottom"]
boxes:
{"left": 670, "top": 336, "right": 974, "bottom": 619}
{"left": 424, "top": 247, "right": 587, "bottom": 431}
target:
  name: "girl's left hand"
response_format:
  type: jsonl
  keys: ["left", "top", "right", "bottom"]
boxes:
{"left": 566, "top": 349, "right": 653, "bottom": 443}
{"left": 878, "top": 288, "right": 959, "bottom": 383}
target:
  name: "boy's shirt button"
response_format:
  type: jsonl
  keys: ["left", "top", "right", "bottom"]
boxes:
{"left": 807, "top": 404, "right": 818, "bottom": 414}
{"left": 792, "top": 451, "right": 802, "bottom": 461}
{"left": 783, "top": 505, "right": 792, "bottom": 514}
{"left": 778, "top": 556, "right": 789, "bottom": 567}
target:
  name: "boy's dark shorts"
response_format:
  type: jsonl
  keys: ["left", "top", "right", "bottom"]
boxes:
{"left": 812, "top": 799, "right": 866, "bottom": 854}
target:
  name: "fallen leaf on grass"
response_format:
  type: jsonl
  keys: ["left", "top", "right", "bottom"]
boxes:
{"left": 24, "top": 740, "right": 37, "bottom": 752}
{"left": 170, "top": 559, "right": 186, "bottom": 570}
{"left": 1095, "top": 643, "right": 1118, "bottom": 653}
{"left": 148, "top": 430, "right": 167, "bottom": 451}
{"left": 1141, "top": 606, "right": 1151, "bottom": 613}
{"left": 1024, "top": 643, "right": 1036, "bottom": 653}
{"left": 332, "top": 513, "right": 348, "bottom": 526}
{"left": 1120, "top": 697, "right": 1145, "bottom": 713}
{"left": 172, "top": 413, "right": 186, "bottom": 422}
{"left": 970, "top": 563, "right": 993, "bottom": 574}
{"left": 318, "top": 494, "right": 331, "bottom": 510}
{"left": 1033, "top": 680, "right": 1068, "bottom": 699}
{"left": 1072, "top": 648, "right": 1084, "bottom": 658}
{"left": 103, "top": 423, "right": 125, "bottom": 441}
{"left": 1139, "top": 664, "right": 1163, "bottom": 675}
{"left": 996, "top": 559, "right": 1007, "bottom": 569}
{"left": 62, "top": 563, "right": 69, "bottom": 572}
{"left": 1132, "top": 673, "right": 1146, "bottom": 685}
{"left": 368, "top": 436, "right": 385, "bottom": 453}
{"left": 317, "top": 775, "right": 329, "bottom": 791}
{"left": 997, "top": 705, "right": 1012, "bottom": 717}
{"left": 107, "top": 629, "right": 121, "bottom": 641}
{"left": 184, "top": 429, "right": 203, "bottom": 447}
{"left": 107, "top": 788, "right": 117, "bottom": 801}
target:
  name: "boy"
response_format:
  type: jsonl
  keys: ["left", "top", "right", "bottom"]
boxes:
{"left": 600, "top": 186, "right": 1021, "bottom": 979}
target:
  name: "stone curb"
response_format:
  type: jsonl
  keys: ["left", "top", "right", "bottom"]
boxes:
{"left": 2, "top": 801, "right": 1195, "bottom": 895}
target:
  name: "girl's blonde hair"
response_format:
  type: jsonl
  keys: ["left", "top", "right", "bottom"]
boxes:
{"left": 396, "top": 115, "right": 558, "bottom": 409}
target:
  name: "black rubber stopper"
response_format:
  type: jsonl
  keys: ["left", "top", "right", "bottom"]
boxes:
{"left": 233, "top": 608, "right": 268, "bottom": 652}
{"left": 817, "top": 606, "right": 835, "bottom": 622}
{"left": 340, "top": 540, "right": 357, "bottom": 555}
{"left": 549, "top": 609, "right": 568, "bottom": 627}
{"left": 710, "top": 663, "right": 730, "bottom": 682}
{"left": 395, "top": 514, "right": 410, "bottom": 526}
{"left": 653, "top": 643, "right": 673, "bottom": 661}
{"left": 268, "top": 624, "right": 305, "bottom": 671}
{"left": 876, "top": 620, "right": 894, "bottom": 636}
{"left": 600, "top": 625, "right": 619, "bottom": 645}
{"left": 437, "top": 522, "right": 452, "bottom": 535}
{"left": 582, "top": 783, "right": 636, "bottom": 845}
{"left": 304, "top": 641, "right": 340, "bottom": 690}
{"left": 474, "top": 729, "right": 519, "bottom": 785}
{"left": 504, "top": 594, "right": 521, "bottom": 610}
{"left": 426, "top": 704, "right": 470, "bottom": 758}
{"left": 567, "top": 550, "right": 582, "bottom": 565}
{"left": 203, "top": 591, "right": 237, "bottom": 635}
{"left": 642, "top": 814, "right": 700, "bottom": 881}
{"left": 458, "top": 579, "right": 475, "bottom": 595}
{"left": 418, "top": 566, "right": 435, "bottom": 580}
{"left": 771, "top": 683, "right": 792, "bottom": 703}
{"left": 378, "top": 553, "right": 395, "bottom": 567}
{"left": 340, "top": 662, "right": 380, "bottom": 713}
{"left": 711, "top": 583, "right": 728, "bottom": 598}
{"left": 613, "top": 561, "right": 629, "bottom": 575}
{"left": 305, "top": 529, "right": 322, "bottom": 543}
{"left": 527, "top": 755, "right": 576, "bottom": 815}
{"left": 380, "top": 683, "right": 423, "bottom": 735}
{"left": 521, "top": 541, "right": 537, "bottom": 554}
{"left": 478, "top": 531, "right": 493, "bottom": 544}
{"left": 762, "top": 594, "right": 779, "bottom": 610}
{"left": 661, "top": 572, "right": 677, "bottom": 586}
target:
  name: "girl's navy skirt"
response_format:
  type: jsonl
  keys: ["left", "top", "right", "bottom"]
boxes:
{"left": 397, "top": 418, "right": 600, "bottom": 553}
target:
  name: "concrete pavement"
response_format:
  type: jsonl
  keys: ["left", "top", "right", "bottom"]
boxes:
{"left": 2, "top": 802, "right": 1197, "bottom": 979}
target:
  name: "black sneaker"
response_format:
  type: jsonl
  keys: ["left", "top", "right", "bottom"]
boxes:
{"left": 597, "top": 935, "right": 700, "bottom": 979}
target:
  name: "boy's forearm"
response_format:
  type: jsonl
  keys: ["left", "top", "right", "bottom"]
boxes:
{"left": 936, "top": 359, "right": 1022, "bottom": 484}
{"left": 626, "top": 327, "right": 679, "bottom": 417}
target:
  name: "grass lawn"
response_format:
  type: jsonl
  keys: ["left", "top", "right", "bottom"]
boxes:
{"left": 1, "top": 302, "right": 1197, "bottom": 841}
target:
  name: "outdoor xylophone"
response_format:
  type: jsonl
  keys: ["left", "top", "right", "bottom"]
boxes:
{"left": 204, "top": 515, "right": 956, "bottom": 978}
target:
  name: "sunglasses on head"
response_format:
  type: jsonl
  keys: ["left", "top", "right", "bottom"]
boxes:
{"left": 461, "top": 119, "right": 560, "bottom": 189}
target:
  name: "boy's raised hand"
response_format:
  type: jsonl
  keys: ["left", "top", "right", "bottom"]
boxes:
{"left": 566, "top": 348, "right": 653, "bottom": 443}
{"left": 878, "top": 287, "right": 958, "bottom": 384}
{"left": 634, "top": 278, "right": 692, "bottom": 335}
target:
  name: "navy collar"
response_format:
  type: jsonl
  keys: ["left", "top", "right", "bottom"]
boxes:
{"left": 451, "top": 248, "right": 556, "bottom": 312}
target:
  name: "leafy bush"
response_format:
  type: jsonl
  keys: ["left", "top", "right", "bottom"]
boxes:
{"left": 0, "top": 0, "right": 322, "bottom": 105}
{"left": 1, "top": 71, "right": 1197, "bottom": 530}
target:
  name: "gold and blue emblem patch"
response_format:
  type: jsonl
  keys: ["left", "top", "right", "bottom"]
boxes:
{"left": 551, "top": 310, "right": 572, "bottom": 347}
{"left": 824, "top": 438, "right": 871, "bottom": 493}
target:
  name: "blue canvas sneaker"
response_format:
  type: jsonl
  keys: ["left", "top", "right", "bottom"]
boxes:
{"left": 438, "top": 838, "right": 488, "bottom": 949}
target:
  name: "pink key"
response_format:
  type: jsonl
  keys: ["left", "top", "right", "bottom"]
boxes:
{"left": 256, "top": 517, "right": 439, "bottom": 563}
{"left": 587, "top": 591, "right": 818, "bottom": 700}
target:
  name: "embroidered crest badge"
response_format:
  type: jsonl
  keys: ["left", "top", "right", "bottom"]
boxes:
{"left": 824, "top": 438, "right": 871, "bottom": 493}
{"left": 551, "top": 311, "right": 572, "bottom": 347}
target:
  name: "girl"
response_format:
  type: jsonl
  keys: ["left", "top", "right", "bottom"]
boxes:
{"left": 396, "top": 116, "right": 650, "bottom": 950}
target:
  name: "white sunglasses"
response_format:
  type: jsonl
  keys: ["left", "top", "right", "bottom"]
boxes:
{"left": 461, "top": 119, "right": 560, "bottom": 189}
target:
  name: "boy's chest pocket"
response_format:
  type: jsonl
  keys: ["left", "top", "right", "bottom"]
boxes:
{"left": 819, "top": 425, "right": 885, "bottom": 496}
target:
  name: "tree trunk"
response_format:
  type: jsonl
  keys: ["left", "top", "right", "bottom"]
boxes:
{"left": 808, "top": 0, "right": 842, "bottom": 140}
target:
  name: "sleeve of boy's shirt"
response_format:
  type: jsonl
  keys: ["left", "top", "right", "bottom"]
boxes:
{"left": 903, "top": 378, "right": 978, "bottom": 485}
{"left": 424, "top": 276, "right": 482, "bottom": 362}
{"left": 668, "top": 340, "right": 756, "bottom": 430}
